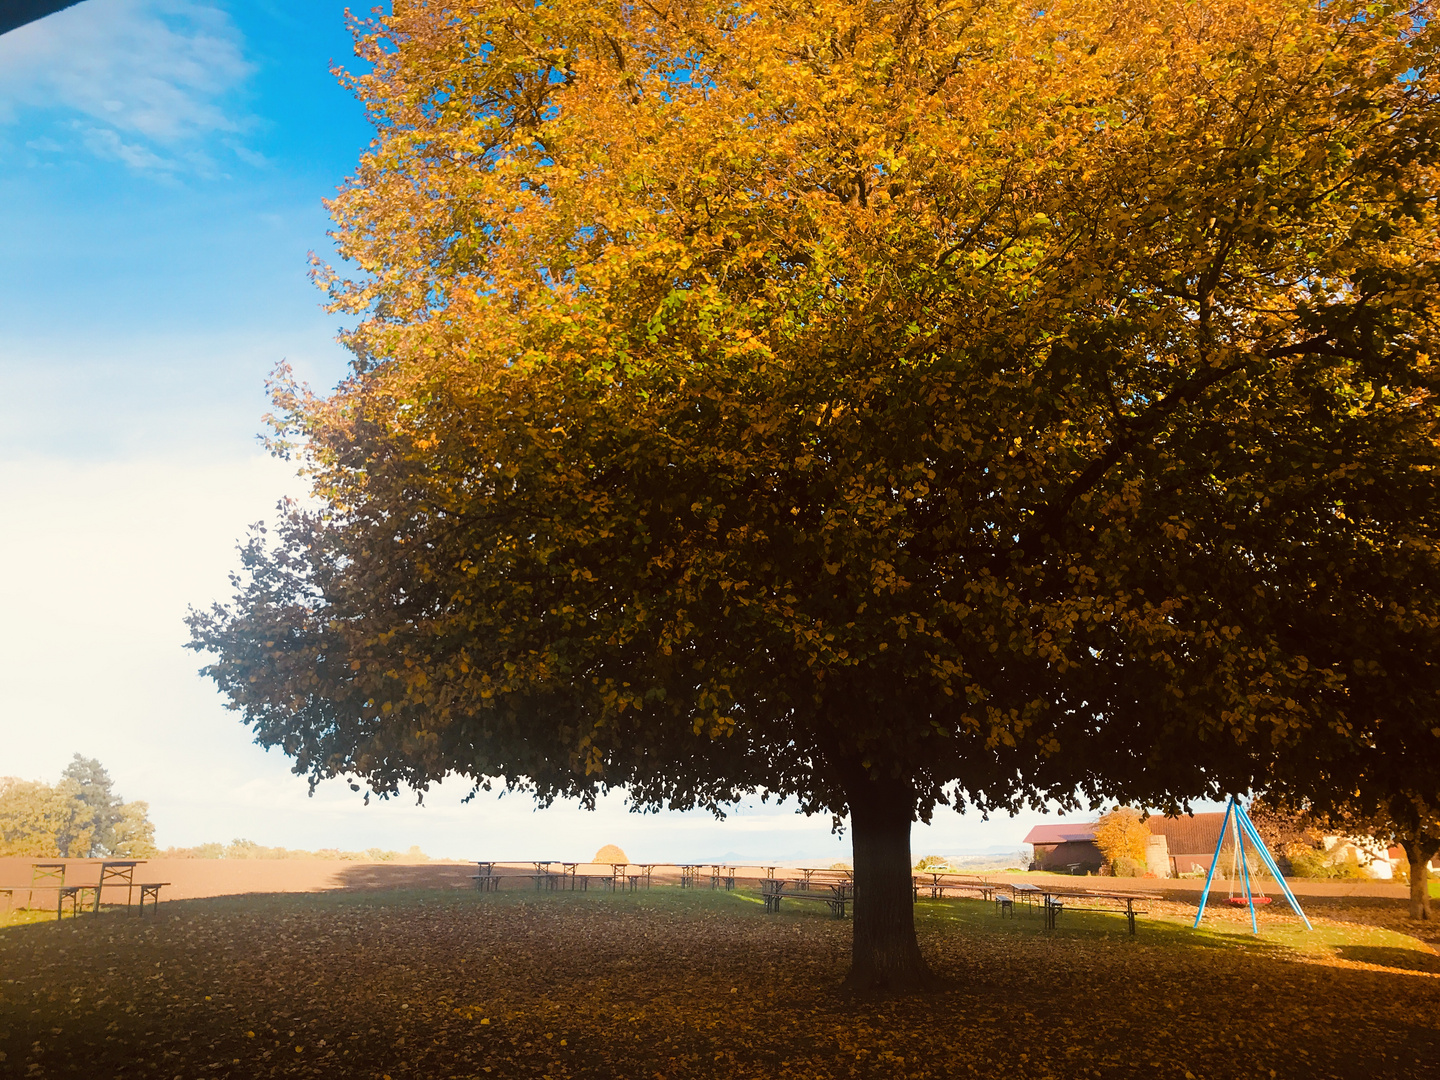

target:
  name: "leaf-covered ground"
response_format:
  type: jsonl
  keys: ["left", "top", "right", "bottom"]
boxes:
{"left": 2, "top": 888, "right": 1437, "bottom": 1079}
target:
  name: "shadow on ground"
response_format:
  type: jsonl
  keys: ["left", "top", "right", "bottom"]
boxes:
{"left": 334, "top": 863, "right": 476, "bottom": 890}
{"left": 1333, "top": 944, "right": 1440, "bottom": 973}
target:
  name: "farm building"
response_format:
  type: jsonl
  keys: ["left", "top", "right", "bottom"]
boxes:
{"left": 1023, "top": 813, "right": 1233, "bottom": 877}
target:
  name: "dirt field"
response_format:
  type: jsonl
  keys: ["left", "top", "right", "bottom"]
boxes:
{"left": 2, "top": 881, "right": 1437, "bottom": 1080}
{"left": 0, "top": 857, "right": 1413, "bottom": 902}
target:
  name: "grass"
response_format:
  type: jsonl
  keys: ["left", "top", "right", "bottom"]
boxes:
{"left": 0, "top": 906, "right": 55, "bottom": 930}
{"left": 2, "top": 886, "right": 1438, "bottom": 1079}
{"left": 911, "top": 894, "right": 1431, "bottom": 960}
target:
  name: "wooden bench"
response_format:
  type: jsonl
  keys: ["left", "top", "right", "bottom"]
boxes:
{"left": 759, "top": 879, "right": 851, "bottom": 918}
{"left": 471, "top": 872, "right": 617, "bottom": 892}
{"left": 53, "top": 882, "right": 170, "bottom": 918}
{"left": 137, "top": 884, "right": 169, "bottom": 916}
{"left": 57, "top": 885, "right": 98, "bottom": 920}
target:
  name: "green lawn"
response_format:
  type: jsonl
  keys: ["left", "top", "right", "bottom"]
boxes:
{"left": 911, "top": 894, "right": 1431, "bottom": 961}
{"left": 0, "top": 906, "right": 55, "bottom": 929}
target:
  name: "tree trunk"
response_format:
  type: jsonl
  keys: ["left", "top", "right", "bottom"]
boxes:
{"left": 1400, "top": 834, "right": 1438, "bottom": 922}
{"left": 844, "top": 773, "right": 934, "bottom": 992}
{"left": 1409, "top": 858, "right": 1432, "bottom": 921}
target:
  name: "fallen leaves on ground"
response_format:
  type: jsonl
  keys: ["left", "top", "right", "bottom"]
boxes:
{"left": 1, "top": 888, "right": 1437, "bottom": 1079}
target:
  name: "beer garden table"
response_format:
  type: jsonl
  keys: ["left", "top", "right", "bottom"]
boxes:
{"left": 15, "top": 860, "right": 167, "bottom": 919}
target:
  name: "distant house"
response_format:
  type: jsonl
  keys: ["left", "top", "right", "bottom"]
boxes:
{"left": 1146, "top": 813, "right": 1228, "bottom": 876}
{"left": 1022, "top": 822, "right": 1105, "bottom": 874}
{"left": 1023, "top": 812, "right": 1234, "bottom": 877}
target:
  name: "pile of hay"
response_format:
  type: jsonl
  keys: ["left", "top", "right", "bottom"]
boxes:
{"left": 593, "top": 844, "right": 629, "bottom": 864}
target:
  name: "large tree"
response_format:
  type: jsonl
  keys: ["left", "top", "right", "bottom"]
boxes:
{"left": 190, "top": 0, "right": 1439, "bottom": 987}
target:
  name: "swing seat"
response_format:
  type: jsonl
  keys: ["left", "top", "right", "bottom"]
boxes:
{"left": 1226, "top": 896, "right": 1271, "bottom": 906}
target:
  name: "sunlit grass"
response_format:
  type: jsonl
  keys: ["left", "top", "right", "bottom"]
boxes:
{"left": 911, "top": 893, "right": 1435, "bottom": 964}
{"left": 0, "top": 905, "right": 55, "bottom": 929}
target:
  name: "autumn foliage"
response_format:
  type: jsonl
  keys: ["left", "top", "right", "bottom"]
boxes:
{"left": 0, "top": 756, "right": 155, "bottom": 859}
{"left": 1093, "top": 807, "right": 1151, "bottom": 875}
{"left": 189, "top": 0, "right": 1440, "bottom": 983}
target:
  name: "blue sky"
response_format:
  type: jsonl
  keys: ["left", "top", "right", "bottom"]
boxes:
{"left": 0, "top": 0, "right": 1074, "bottom": 863}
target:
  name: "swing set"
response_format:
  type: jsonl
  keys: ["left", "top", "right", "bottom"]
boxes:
{"left": 1193, "top": 795, "right": 1313, "bottom": 934}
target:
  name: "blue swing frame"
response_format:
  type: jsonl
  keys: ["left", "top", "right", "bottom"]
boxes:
{"left": 1193, "top": 795, "right": 1313, "bottom": 933}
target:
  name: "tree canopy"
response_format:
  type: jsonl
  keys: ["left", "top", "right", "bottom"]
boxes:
{"left": 190, "top": 0, "right": 1440, "bottom": 983}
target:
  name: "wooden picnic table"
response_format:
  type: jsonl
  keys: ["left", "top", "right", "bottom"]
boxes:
{"left": 472, "top": 862, "right": 500, "bottom": 892}
{"left": 28, "top": 862, "right": 66, "bottom": 910}
{"left": 1000, "top": 882, "right": 1043, "bottom": 917}
{"left": 760, "top": 878, "right": 853, "bottom": 918}
{"left": 17, "top": 860, "right": 167, "bottom": 919}
{"left": 912, "top": 872, "right": 997, "bottom": 901}
{"left": 94, "top": 860, "right": 145, "bottom": 911}
{"left": 472, "top": 864, "right": 621, "bottom": 893}
{"left": 679, "top": 864, "right": 704, "bottom": 888}
{"left": 795, "top": 867, "right": 853, "bottom": 891}
{"left": 1036, "top": 886, "right": 1160, "bottom": 934}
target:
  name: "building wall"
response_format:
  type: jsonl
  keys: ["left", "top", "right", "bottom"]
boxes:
{"left": 1033, "top": 840, "right": 1105, "bottom": 874}
{"left": 1145, "top": 834, "right": 1171, "bottom": 878}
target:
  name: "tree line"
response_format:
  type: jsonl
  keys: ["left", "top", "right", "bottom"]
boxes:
{"left": 187, "top": 0, "right": 1440, "bottom": 989}
{"left": 0, "top": 755, "right": 156, "bottom": 859}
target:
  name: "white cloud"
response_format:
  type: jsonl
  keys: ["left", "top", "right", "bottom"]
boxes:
{"left": 79, "top": 122, "right": 180, "bottom": 171}
{"left": 0, "top": 0, "right": 253, "bottom": 174}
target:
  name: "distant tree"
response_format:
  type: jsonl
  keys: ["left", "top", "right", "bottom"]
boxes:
{"left": 57, "top": 755, "right": 124, "bottom": 858}
{"left": 110, "top": 801, "right": 159, "bottom": 859}
{"left": 161, "top": 842, "right": 226, "bottom": 860}
{"left": 0, "top": 758, "right": 157, "bottom": 858}
{"left": 0, "top": 778, "right": 69, "bottom": 858}
{"left": 1093, "top": 807, "right": 1150, "bottom": 873}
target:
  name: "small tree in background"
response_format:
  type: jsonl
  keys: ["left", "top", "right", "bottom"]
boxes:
{"left": 110, "top": 802, "right": 158, "bottom": 858}
{"left": 1094, "top": 807, "right": 1150, "bottom": 875}
{"left": 57, "top": 755, "right": 123, "bottom": 858}
{"left": 0, "top": 778, "right": 70, "bottom": 857}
